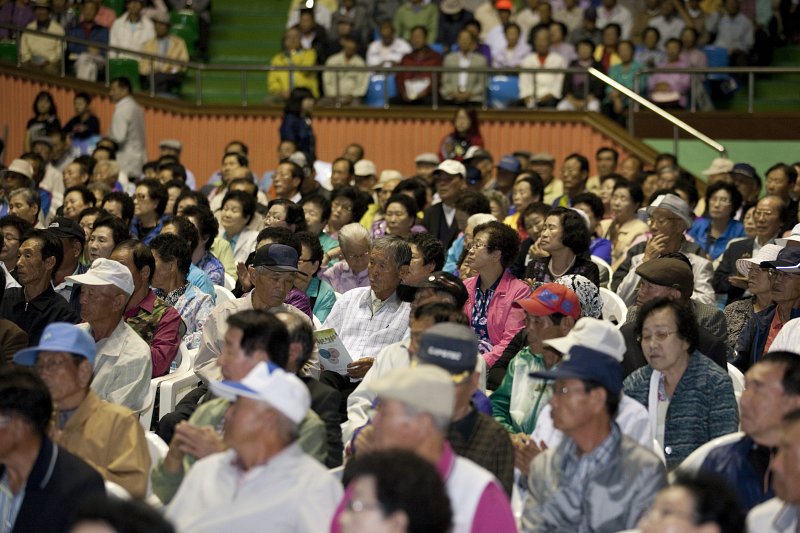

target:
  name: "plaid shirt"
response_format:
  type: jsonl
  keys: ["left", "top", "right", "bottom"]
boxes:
{"left": 562, "top": 423, "right": 622, "bottom": 496}
{"left": 448, "top": 408, "right": 515, "bottom": 497}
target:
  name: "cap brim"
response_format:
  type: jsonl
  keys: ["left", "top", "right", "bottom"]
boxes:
{"left": 529, "top": 368, "right": 583, "bottom": 381}
{"left": 254, "top": 265, "right": 306, "bottom": 275}
{"left": 735, "top": 258, "right": 757, "bottom": 277}
{"left": 13, "top": 348, "right": 39, "bottom": 367}
{"left": 209, "top": 380, "right": 261, "bottom": 402}
{"left": 516, "top": 298, "right": 558, "bottom": 317}
{"left": 541, "top": 336, "right": 575, "bottom": 355}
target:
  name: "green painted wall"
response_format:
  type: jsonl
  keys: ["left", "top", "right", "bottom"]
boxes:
{"left": 644, "top": 139, "right": 800, "bottom": 182}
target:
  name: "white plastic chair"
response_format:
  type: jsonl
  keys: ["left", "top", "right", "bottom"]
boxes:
{"left": 105, "top": 480, "right": 131, "bottom": 500}
{"left": 599, "top": 287, "right": 627, "bottom": 326}
{"left": 159, "top": 347, "right": 200, "bottom": 416}
{"left": 591, "top": 256, "right": 613, "bottom": 289}
{"left": 672, "top": 431, "right": 744, "bottom": 480}
{"left": 145, "top": 432, "right": 169, "bottom": 498}
{"left": 223, "top": 273, "right": 235, "bottom": 290}
{"left": 214, "top": 284, "right": 235, "bottom": 303}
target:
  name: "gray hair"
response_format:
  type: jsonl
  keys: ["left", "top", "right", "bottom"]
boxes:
{"left": 338, "top": 222, "right": 370, "bottom": 252}
{"left": 372, "top": 235, "right": 412, "bottom": 267}
{"left": 466, "top": 213, "right": 496, "bottom": 228}
{"left": 483, "top": 189, "right": 509, "bottom": 219}
{"left": 9, "top": 187, "right": 39, "bottom": 207}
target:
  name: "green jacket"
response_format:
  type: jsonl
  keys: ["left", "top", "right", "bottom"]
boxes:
{"left": 151, "top": 397, "right": 327, "bottom": 504}
{"left": 491, "top": 347, "right": 552, "bottom": 435}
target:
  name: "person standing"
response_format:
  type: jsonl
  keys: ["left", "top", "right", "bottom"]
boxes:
{"left": 108, "top": 76, "right": 146, "bottom": 178}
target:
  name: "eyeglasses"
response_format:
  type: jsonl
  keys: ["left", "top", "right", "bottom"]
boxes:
{"left": 768, "top": 269, "right": 800, "bottom": 280}
{"left": 472, "top": 240, "right": 489, "bottom": 250}
{"left": 709, "top": 196, "right": 732, "bottom": 205}
{"left": 298, "top": 257, "right": 313, "bottom": 264}
{"left": 344, "top": 250, "right": 370, "bottom": 261}
{"left": 553, "top": 385, "right": 588, "bottom": 396}
{"left": 648, "top": 215, "right": 680, "bottom": 227}
{"left": 34, "top": 357, "right": 75, "bottom": 374}
{"left": 331, "top": 202, "right": 353, "bottom": 212}
{"left": 637, "top": 330, "right": 679, "bottom": 344}
{"left": 346, "top": 499, "right": 383, "bottom": 514}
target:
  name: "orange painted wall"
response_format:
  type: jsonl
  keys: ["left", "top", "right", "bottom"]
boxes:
{"left": 2, "top": 74, "right": 631, "bottom": 185}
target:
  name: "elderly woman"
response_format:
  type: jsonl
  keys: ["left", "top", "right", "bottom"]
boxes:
{"left": 131, "top": 179, "right": 168, "bottom": 245}
{"left": 525, "top": 207, "right": 600, "bottom": 287}
{"left": 318, "top": 222, "right": 371, "bottom": 294}
{"left": 722, "top": 244, "right": 781, "bottom": 349}
{"left": 624, "top": 298, "right": 739, "bottom": 470}
{"left": 689, "top": 182, "right": 745, "bottom": 261}
{"left": 463, "top": 221, "right": 530, "bottom": 366}
{"left": 7, "top": 188, "right": 42, "bottom": 227}
{"left": 180, "top": 205, "right": 225, "bottom": 287}
{"left": 86, "top": 214, "right": 130, "bottom": 263}
{"left": 600, "top": 181, "right": 650, "bottom": 271}
{"left": 220, "top": 190, "right": 259, "bottom": 266}
{"left": 294, "top": 231, "right": 337, "bottom": 324}
{"left": 264, "top": 199, "right": 308, "bottom": 232}
{"left": 371, "top": 194, "right": 425, "bottom": 240}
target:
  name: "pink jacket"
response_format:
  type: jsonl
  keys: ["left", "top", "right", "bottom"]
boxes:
{"left": 463, "top": 270, "right": 530, "bottom": 367}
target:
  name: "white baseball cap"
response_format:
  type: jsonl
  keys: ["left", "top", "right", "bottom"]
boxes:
{"left": 543, "top": 317, "right": 626, "bottom": 363}
{"left": 354, "top": 159, "right": 377, "bottom": 177}
{"left": 66, "top": 258, "right": 134, "bottom": 296}
{"left": 776, "top": 223, "right": 800, "bottom": 247}
{"left": 434, "top": 159, "right": 466, "bottom": 178}
{"left": 211, "top": 361, "right": 310, "bottom": 425}
{"left": 4, "top": 159, "right": 34, "bottom": 180}
{"left": 736, "top": 243, "right": 784, "bottom": 277}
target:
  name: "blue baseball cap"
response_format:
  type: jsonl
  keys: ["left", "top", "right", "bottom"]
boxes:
{"left": 251, "top": 243, "right": 304, "bottom": 274}
{"left": 529, "top": 345, "right": 623, "bottom": 395}
{"left": 14, "top": 323, "right": 96, "bottom": 367}
{"left": 497, "top": 155, "right": 521, "bottom": 174}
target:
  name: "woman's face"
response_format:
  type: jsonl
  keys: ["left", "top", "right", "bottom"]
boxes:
{"left": 489, "top": 200, "right": 504, "bottom": 221}
{"left": 0, "top": 226, "right": 21, "bottom": 265}
{"left": 599, "top": 178, "right": 616, "bottom": 206}
{"left": 330, "top": 197, "right": 355, "bottom": 229}
{"left": 302, "top": 202, "right": 325, "bottom": 235}
{"left": 221, "top": 199, "right": 248, "bottom": 236}
{"left": 301, "top": 96, "right": 315, "bottom": 114}
{"left": 133, "top": 185, "right": 157, "bottom": 219}
{"left": 618, "top": 42, "right": 634, "bottom": 62}
{"left": 505, "top": 25, "right": 520, "bottom": 47}
{"left": 639, "top": 486, "right": 702, "bottom": 533}
{"left": 611, "top": 187, "right": 637, "bottom": 220}
{"left": 73, "top": 96, "right": 88, "bottom": 115}
{"left": 87, "top": 226, "right": 115, "bottom": 262}
{"left": 707, "top": 189, "right": 734, "bottom": 220}
{"left": 36, "top": 95, "right": 52, "bottom": 115}
{"left": 454, "top": 108, "right": 471, "bottom": 134}
{"left": 466, "top": 230, "right": 496, "bottom": 272}
{"left": 512, "top": 181, "right": 535, "bottom": 212}
{"left": 643, "top": 30, "right": 659, "bottom": 49}
{"left": 640, "top": 307, "right": 690, "bottom": 374}
{"left": 79, "top": 213, "right": 99, "bottom": 240}
{"left": 681, "top": 28, "right": 696, "bottom": 49}
{"left": 524, "top": 213, "right": 546, "bottom": 241}
{"left": 406, "top": 243, "right": 434, "bottom": 285}
{"left": 574, "top": 202, "right": 598, "bottom": 232}
{"left": 384, "top": 201, "right": 413, "bottom": 237}
{"left": 743, "top": 206, "right": 757, "bottom": 237}
{"left": 63, "top": 192, "right": 88, "bottom": 220}
{"left": 339, "top": 476, "right": 397, "bottom": 533}
{"left": 175, "top": 197, "right": 198, "bottom": 217}
{"left": 748, "top": 265, "right": 772, "bottom": 295}
{"left": 539, "top": 214, "right": 565, "bottom": 253}
{"left": 264, "top": 204, "right": 290, "bottom": 230}
{"left": 165, "top": 186, "right": 182, "bottom": 216}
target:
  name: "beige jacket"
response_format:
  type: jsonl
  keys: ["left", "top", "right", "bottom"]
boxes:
{"left": 139, "top": 34, "right": 189, "bottom": 74}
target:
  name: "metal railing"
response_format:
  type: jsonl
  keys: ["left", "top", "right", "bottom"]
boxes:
{"left": 12, "top": 22, "right": 800, "bottom": 157}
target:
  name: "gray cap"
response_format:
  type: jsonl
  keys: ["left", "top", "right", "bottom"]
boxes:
{"left": 641, "top": 193, "right": 693, "bottom": 229}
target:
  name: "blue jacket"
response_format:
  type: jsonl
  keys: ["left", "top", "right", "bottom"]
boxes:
{"left": 688, "top": 217, "right": 746, "bottom": 261}
{"left": 624, "top": 352, "right": 739, "bottom": 470}
{"left": 735, "top": 305, "right": 800, "bottom": 372}
{"left": 700, "top": 435, "right": 774, "bottom": 511}
{"left": 279, "top": 112, "right": 316, "bottom": 160}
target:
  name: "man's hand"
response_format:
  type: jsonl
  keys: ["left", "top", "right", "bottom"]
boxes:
{"left": 166, "top": 422, "right": 226, "bottom": 472}
{"left": 346, "top": 357, "right": 375, "bottom": 379}
{"left": 236, "top": 262, "right": 252, "bottom": 292}
{"left": 513, "top": 436, "right": 547, "bottom": 477}
{"left": 728, "top": 275, "right": 749, "bottom": 289}
{"left": 642, "top": 234, "right": 669, "bottom": 262}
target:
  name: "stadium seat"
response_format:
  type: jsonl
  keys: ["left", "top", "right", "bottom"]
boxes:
{"left": 171, "top": 9, "right": 199, "bottom": 37}
{"left": 0, "top": 41, "right": 17, "bottom": 63}
{"left": 365, "top": 74, "right": 398, "bottom": 107}
{"left": 487, "top": 75, "right": 519, "bottom": 109}
{"left": 170, "top": 24, "right": 197, "bottom": 59}
{"left": 108, "top": 58, "right": 141, "bottom": 92}
{"left": 103, "top": 0, "right": 125, "bottom": 16}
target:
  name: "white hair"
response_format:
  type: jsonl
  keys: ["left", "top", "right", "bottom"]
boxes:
{"left": 466, "top": 213, "right": 496, "bottom": 228}
{"left": 338, "top": 222, "right": 371, "bottom": 251}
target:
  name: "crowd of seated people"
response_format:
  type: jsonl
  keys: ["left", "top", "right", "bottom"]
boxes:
{"left": 6, "top": 32, "right": 800, "bottom": 532}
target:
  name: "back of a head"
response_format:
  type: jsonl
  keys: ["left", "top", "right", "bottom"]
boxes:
{"left": 670, "top": 472, "right": 745, "bottom": 533}
{"left": 71, "top": 495, "right": 176, "bottom": 533}
{"left": 226, "top": 310, "right": 290, "bottom": 369}
{"left": 0, "top": 366, "right": 52, "bottom": 438}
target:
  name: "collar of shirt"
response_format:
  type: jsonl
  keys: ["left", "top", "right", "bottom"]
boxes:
{"left": 561, "top": 422, "right": 621, "bottom": 486}
{"left": 89, "top": 319, "right": 128, "bottom": 355}
{"left": 21, "top": 284, "right": 60, "bottom": 311}
{"left": 436, "top": 441, "right": 457, "bottom": 481}
{"left": 155, "top": 282, "right": 189, "bottom": 307}
{"left": 773, "top": 503, "right": 800, "bottom": 531}
{"left": 124, "top": 289, "right": 157, "bottom": 320}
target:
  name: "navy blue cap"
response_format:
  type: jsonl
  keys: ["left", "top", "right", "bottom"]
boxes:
{"left": 497, "top": 155, "right": 521, "bottom": 174}
{"left": 251, "top": 243, "right": 304, "bottom": 274}
{"left": 529, "top": 345, "right": 623, "bottom": 395}
{"left": 731, "top": 163, "right": 760, "bottom": 185}
{"left": 762, "top": 246, "right": 800, "bottom": 270}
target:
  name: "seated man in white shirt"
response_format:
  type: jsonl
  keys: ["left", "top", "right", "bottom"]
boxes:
{"left": 166, "top": 361, "right": 343, "bottom": 532}
{"left": 366, "top": 19, "right": 412, "bottom": 66}
{"left": 320, "top": 235, "right": 411, "bottom": 407}
{"left": 67, "top": 258, "right": 151, "bottom": 411}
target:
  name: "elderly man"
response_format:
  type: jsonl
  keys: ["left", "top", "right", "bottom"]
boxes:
{"left": 332, "top": 365, "right": 516, "bottom": 533}
{"left": 735, "top": 246, "right": 800, "bottom": 372}
{"left": 14, "top": 322, "right": 150, "bottom": 499}
{"left": 49, "top": 217, "right": 88, "bottom": 314}
{"left": 523, "top": 340, "right": 667, "bottom": 531}
{"left": 165, "top": 360, "right": 342, "bottom": 531}
{"left": 714, "top": 194, "right": 786, "bottom": 304}
{"left": 698, "top": 351, "right": 800, "bottom": 511}
{"left": 343, "top": 272, "right": 469, "bottom": 442}
{"left": 492, "top": 283, "right": 581, "bottom": 441}
{"left": 747, "top": 408, "right": 800, "bottom": 530}
{"left": 67, "top": 258, "right": 151, "bottom": 411}
{"left": 152, "top": 310, "right": 327, "bottom": 505}
{"left": 320, "top": 235, "right": 411, "bottom": 400}
{"left": 0, "top": 228, "right": 79, "bottom": 345}
{"left": 552, "top": 152, "right": 589, "bottom": 207}
{"left": 111, "top": 239, "right": 184, "bottom": 377}
{"left": 613, "top": 193, "right": 715, "bottom": 306}
{"left": 20, "top": 0, "right": 65, "bottom": 74}
{"left": 0, "top": 366, "right": 105, "bottom": 532}
{"left": 195, "top": 243, "right": 310, "bottom": 368}
{"left": 138, "top": 11, "right": 189, "bottom": 94}
{"left": 423, "top": 160, "right": 467, "bottom": 250}
{"left": 528, "top": 318, "right": 651, "bottom": 455}
{"left": 621, "top": 255, "right": 729, "bottom": 376}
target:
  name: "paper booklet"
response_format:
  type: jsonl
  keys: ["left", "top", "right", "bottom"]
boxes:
{"left": 314, "top": 328, "right": 354, "bottom": 375}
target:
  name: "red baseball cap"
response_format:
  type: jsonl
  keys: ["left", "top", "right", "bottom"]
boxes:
{"left": 516, "top": 283, "right": 581, "bottom": 320}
